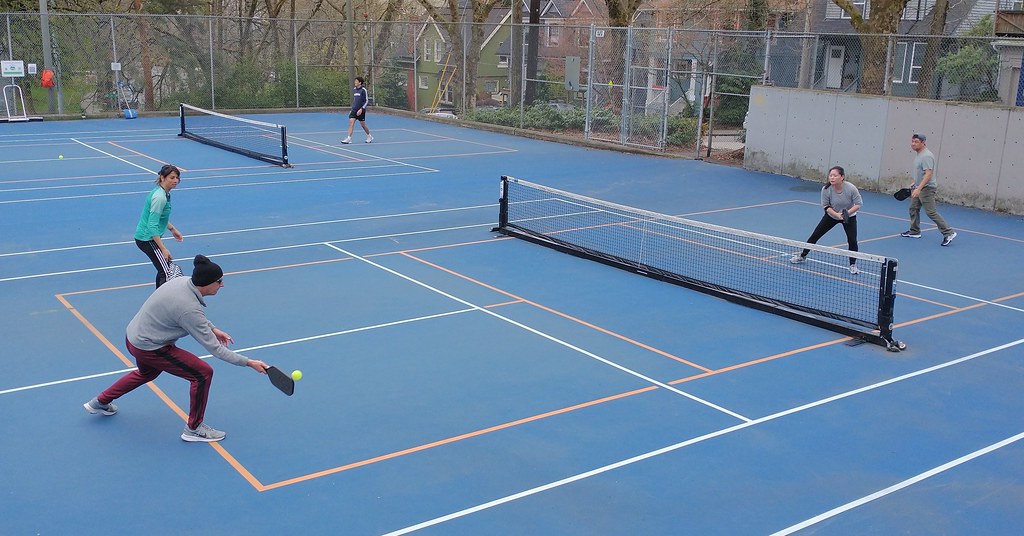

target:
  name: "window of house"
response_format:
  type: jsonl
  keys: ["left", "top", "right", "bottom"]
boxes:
{"left": 440, "top": 79, "right": 453, "bottom": 103}
{"left": 484, "top": 80, "right": 498, "bottom": 94}
{"left": 1014, "top": 0, "right": 1023, "bottom": 10}
{"left": 498, "top": 54, "right": 509, "bottom": 68}
{"left": 908, "top": 42, "right": 926, "bottom": 84}
{"left": 418, "top": 75, "right": 428, "bottom": 89}
{"left": 546, "top": 24, "right": 560, "bottom": 47}
{"left": 892, "top": 42, "right": 908, "bottom": 83}
{"left": 902, "top": 0, "right": 935, "bottom": 20}
{"left": 434, "top": 41, "right": 443, "bottom": 64}
{"left": 674, "top": 59, "right": 693, "bottom": 75}
{"left": 840, "top": 0, "right": 867, "bottom": 19}
{"left": 575, "top": 28, "right": 587, "bottom": 47}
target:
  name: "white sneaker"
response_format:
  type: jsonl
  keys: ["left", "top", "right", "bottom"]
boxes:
{"left": 849, "top": 264, "right": 860, "bottom": 274}
{"left": 790, "top": 254, "right": 806, "bottom": 264}
{"left": 83, "top": 397, "right": 118, "bottom": 416}
{"left": 941, "top": 231, "right": 957, "bottom": 246}
{"left": 181, "top": 422, "right": 226, "bottom": 442}
{"left": 341, "top": 136, "right": 351, "bottom": 144}
{"left": 365, "top": 135, "right": 373, "bottom": 143}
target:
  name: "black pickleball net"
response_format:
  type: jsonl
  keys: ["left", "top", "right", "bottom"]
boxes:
{"left": 496, "top": 176, "right": 903, "bottom": 349}
{"left": 179, "top": 103, "right": 290, "bottom": 166}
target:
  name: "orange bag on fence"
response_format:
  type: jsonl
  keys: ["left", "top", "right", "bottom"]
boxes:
{"left": 40, "top": 69, "right": 55, "bottom": 88}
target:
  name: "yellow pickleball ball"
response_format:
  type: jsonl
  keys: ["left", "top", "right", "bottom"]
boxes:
{"left": 291, "top": 369, "right": 302, "bottom": 380}
{"left": 58, "top": 155, "right": 64, "bottom": 159}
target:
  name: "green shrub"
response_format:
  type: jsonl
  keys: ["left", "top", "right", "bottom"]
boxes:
{"left": 523, "top": 106, "right": 566, "bottom": 130}
{"left": 666, "top": 115, "right": 698, "bottom": 147}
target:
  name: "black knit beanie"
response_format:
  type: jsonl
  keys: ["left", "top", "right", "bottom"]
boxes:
{"left": 191, "top": 255, "right": 223, "bottom": 286}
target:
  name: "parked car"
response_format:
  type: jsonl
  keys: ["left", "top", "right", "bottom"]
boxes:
{"left": 420, "top": 107, "right": 457, "bottom": 118}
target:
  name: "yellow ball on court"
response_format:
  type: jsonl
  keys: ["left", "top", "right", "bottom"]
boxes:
{"left": 291, "top": 370, "right": 302, "bottom": 380}
{"left": 58, "top": 155, "right": 64, "bottom": 159}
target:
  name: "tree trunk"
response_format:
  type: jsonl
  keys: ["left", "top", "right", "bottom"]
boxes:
{"left": 525, "top": 0, "right": 540, "bottom": 104}
{"left": 916, "top": 0, "right": 949, "bottom": 98}
{"left": 134, "top": 0, "right": 155, "bottom": 109}
{"left": 859, "top": 33, "right": 888, "bottom": 95}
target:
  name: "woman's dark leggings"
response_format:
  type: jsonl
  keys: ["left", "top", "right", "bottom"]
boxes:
{"left": 800, "top": 214, "right": 858, "bottom": 265}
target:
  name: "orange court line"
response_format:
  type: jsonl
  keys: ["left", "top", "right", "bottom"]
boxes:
{"left": 259, "top": 387, "right": 653, "bottom": 491}
{"left": 57, "top": 239, "right": 1023, "bottom": 492}
{"left": 400, "top": 251, "right": 714, "bottom": 373}
{"left": 289, "top": 139, "right": 364, "bottom": 161}
{"left": 676, "top": 199, "right": 803, "bottom": 217}
{"left": 106, "top": 141, "right": 180, "bottom": 169}
{"left": 258, "top": 286, "right": 1023, "bottom": 491}
{"left": 56, "top": 292, "right": 266, "bottom": 490}
{"left": 796, "top": 199, "right": 1024, "bottom": 243}
{"left": 0, "top": 170, "right": 150, "bottom": 186}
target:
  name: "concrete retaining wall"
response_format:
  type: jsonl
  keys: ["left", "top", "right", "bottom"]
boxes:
{"left": 745, "top": 86, "right": 1024, "bottom": 214}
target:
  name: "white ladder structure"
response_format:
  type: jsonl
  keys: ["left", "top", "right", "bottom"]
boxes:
{"left": 2, "top": 82, "right": 43, "bottom": 122}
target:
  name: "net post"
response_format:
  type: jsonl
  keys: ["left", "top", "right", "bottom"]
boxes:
{"left": 496, "top": 175, "right": 511, "bottom": 231}
{"left": 178, "top": 103, "right": 185, "bottom": 137}
{"left": 280, "top": 125, "right": 290, "bottom": 167}
{"left": 877, "top": 258, "right": 903, "bottom": 351}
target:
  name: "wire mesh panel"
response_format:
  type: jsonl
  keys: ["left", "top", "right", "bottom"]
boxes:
{"left": 705, "top": 31, "right": 766, "bottom": 155}
{"left": 586, "top": 26, "right": 628, "bottom": 145}
{"left": 365, "top": 20, "right": 417, "bottom": 111}
{"left": 624, "top": 27, "right": 671, "bottom": 149}
{"left": 497, "top": 176, "right": 904, "bottom": 350}
{"left": 3, "top": 12, "right": 1011, "bottom": 128}
{"left": 294, "top": 19, "right": 356, "bottom": 109}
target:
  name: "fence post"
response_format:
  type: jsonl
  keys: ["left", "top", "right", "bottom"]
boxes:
{"left": 293, "top": 19, "right": 300, "bottom": 108}
{"left": 208, "top": 17, "right": 215, "bottom": 108}
{"left": 346, "top": 0, "right": 355, "bottom": 88}
{"left": 694, "top": 62, "right": 706, "bottom": 160}
{"left": 110, "top": 16, "right": 120, "bottom": 111}
{"left": 762, "top": 30, "right": 772, "bottom": 85}
{"left": 368, "top": 20, "right": 375, "bottom": 105}
{"left": 585, "top": 24, "right": 595, "bottom": 139}
{"left": 519, "top": 25, "right": 526, "bottom": 128}
{"left": 883, "top": 34, "right": 893, "bottom": 96}
{"left": 661, "top": 28, "right": 673, "bottom": 149}
{"left": 37, "top": 6, "right": 61, "bottom": 114}
{"left": 620, "top": 26, "right": 632, "bottom": 145}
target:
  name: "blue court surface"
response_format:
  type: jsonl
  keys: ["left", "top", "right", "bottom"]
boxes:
{"left": 1, "top": 110, "right": 1022, "bottom": 535}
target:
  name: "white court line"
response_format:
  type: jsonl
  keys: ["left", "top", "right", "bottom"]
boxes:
{"left": 288, "top": 133, "right": 438, "bottom": 173}
{"left": 0, "top": 162, "right": 404, "bottom": 194}
{"left": 771, "top": 430, "right": 1024, "bottom": 535}
{"left": 0, "top": 168, "right": 438, "bottom": 205}
{"left": 0, "top": 127, "right": 179, "bottom": 139}
{"left": 0, "top": 155, "right": 112, "bottom": 165}
{"left": 383, "top": 337, "right": 1024, "bottom": 535}
{"left": 899, "top": 280, "right": 1024, "bottom": 314}
{"left": 0, "top": 220, "right": 495, "bottom": 282}
{"left": 0, "top": 203, "right": 495, "bottom": 258}
{"left": 71, "top": 138, "right": 154, "bottom": 173}
{"left": 402, "top": 128, "right": 520, "bottom": 153}
{"left": 0, "top": 308, "right": 476, "bottom": 396}
{"left": 324, "top": 242, "right": 750, "bottom": 422}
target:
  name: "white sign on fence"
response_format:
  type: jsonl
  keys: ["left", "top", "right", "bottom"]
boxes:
{"left": 1, "top": 60, "right": 26, "bottom": 78}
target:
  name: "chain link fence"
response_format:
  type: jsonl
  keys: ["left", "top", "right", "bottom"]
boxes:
{"left": 1, "top": 12, "right": 1012, "bottom": 154}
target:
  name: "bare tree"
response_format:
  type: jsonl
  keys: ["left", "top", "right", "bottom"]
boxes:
{"left": 415, "top": 0, "right": 504, "bottom": 111}
{"left": 831, "top": 0, "right": 909, "bottom": 94}
{"left": 915, "top": 0, "right": 949, "bottom": 98}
